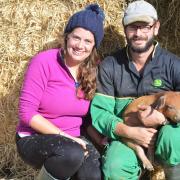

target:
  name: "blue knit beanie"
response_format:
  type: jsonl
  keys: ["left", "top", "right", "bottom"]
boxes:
{"left": 64, "top": 4, "right": 105, "bottom": 48}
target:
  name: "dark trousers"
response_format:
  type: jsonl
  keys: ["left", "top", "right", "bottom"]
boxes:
{"left": 16, "top": 133, "right": 101, "bottom": 180}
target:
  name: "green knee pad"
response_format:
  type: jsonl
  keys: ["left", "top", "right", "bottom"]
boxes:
{"left": 102, "top": 140, "right": 141, "bottom": 180}
{"left": 156, "top": 124, "right": 180, "bottom": 165}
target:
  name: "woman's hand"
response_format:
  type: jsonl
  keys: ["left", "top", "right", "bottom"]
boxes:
{"left": 59, "top": 132, "right": 88, "bottom": 156}
{"left": 137, "top": 105, "right": 166, "bottom": 127}
{"left": 72, "top": 137, "right": 88, "bottom": 156}
{"left": 72, "top": 137, "right": 87, "bottom": 150}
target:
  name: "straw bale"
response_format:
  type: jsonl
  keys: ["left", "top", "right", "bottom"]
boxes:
{"left": 0, "top": 0, "right": 125, "bottom": 179}
{"left": 147, "top": 0, "right": 180, "bottom": 56}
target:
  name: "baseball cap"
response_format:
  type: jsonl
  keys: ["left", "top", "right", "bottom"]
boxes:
{"left": 123, "top": 0, "right": 158, "bottom": 26}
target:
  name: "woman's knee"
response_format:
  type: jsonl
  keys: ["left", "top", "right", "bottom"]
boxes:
{"left": 54, "top": 140, "right": 84, "bottom": 165}
{"left": 44, "top": 142, "right": 84, "bottom": 179}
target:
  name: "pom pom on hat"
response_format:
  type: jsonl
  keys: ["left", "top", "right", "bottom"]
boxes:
{"left": 64, "top": 4, "right": 105, "bottom": 48}
{"left": 85, "top": 4, "right": 105, "bottom": 22}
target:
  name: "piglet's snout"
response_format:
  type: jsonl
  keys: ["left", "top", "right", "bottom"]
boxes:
{"left": 165, "top": 105, "right": 180, "bottom": 123}
{"left": 171, "top": 109, "right": 180, "bottom": 123}
{"left": 174, "top": 111, "right": 180, "bottom": 122}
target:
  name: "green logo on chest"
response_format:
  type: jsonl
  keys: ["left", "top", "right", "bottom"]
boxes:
{"left": 153, "top": 79, "right": 163, "bottom": 88}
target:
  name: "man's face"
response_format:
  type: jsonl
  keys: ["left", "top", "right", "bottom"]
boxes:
{"left": 124, "top": 21, "right": 160, "bottom": 53}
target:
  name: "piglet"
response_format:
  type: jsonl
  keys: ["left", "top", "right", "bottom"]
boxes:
{"left": 122, "top": 91, "right": 180, "bottom": 171}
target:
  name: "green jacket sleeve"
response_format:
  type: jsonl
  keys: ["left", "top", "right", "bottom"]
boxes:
{"left": 91, "top": 93, "right": 123, "bottom": 139}
{"left": 91, "top": 58, "right": 132, "bottom": 139}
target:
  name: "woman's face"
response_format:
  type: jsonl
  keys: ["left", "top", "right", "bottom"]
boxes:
{"left": 65, "top": 27, "right": 95, "bottom": 66}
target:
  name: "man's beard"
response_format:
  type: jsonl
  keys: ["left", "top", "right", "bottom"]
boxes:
{"left": 127, "top": 36, "right": 154, "bottom": 53}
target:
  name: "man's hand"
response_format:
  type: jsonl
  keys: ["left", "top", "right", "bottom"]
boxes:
{"left": 137, "top": 105, "right": 166, "bottom": 127}
{"left": 128, "top": 126, "right": 157, "bottom": 148}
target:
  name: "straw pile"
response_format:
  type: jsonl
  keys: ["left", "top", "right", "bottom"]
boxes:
{"left": 147, "top": 0, "right": 180, "bottom": 56}
{"left": 0, "top": 0, "right": 179, "bottom": 179}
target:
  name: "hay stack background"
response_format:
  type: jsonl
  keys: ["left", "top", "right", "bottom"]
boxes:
{"left": 0, "top": 0, "right": 179, "bottom": 179}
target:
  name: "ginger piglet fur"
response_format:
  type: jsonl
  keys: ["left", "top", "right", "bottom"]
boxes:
{"left": 122, "top": 91, "right": 180, "bottom": 171}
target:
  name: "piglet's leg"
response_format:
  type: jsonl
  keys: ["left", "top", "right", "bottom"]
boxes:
{"left": 135, "top": 145, "right": 154, "bottom": 171}
{"left": 123, "top": 139, "right": 154, "bottom": 171}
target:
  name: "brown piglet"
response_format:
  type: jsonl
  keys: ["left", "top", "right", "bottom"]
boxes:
{"left": 122, "top": 91, "right": 180, "bottom": 171}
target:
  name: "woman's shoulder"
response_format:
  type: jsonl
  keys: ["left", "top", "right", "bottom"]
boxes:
{"left": 33, "top": 48, "right": 60, "bottom": 61}
{"left": 26, "top": 48, "right": 61, "bottom": 73}
{"left": 28, "top": 48, "right": 60, "bottom": 67}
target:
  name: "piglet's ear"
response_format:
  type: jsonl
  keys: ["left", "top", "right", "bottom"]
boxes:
{"left": 154, "top": 95, "right": 166, "bottom": 110}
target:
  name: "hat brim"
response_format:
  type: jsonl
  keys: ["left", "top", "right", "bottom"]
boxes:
{"left": 123, "top": 15, "right": 155, "bottom": 26}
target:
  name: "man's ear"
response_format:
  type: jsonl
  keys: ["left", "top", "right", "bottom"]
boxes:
{"left": 154, "top": 20, "right": 160, "bottom": 36}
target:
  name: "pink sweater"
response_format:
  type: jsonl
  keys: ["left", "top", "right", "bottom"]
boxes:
{"left": 17, "top": 49, "right": 90, "bottom": 137}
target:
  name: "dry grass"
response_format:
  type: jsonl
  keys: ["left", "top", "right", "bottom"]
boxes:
{"left": 0, "top": 0, "right": 179, "bottom": 179}
{"left": 147, "top": 0, "right": 180, "bottom": 56}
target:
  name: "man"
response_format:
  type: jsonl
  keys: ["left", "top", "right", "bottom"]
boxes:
{"left": 91, "top": 0, "right": 180, "bottom": 179}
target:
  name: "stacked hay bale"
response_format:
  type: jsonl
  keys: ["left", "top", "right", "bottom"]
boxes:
{"left": 0, "top": 0, "right": 125, "bottom": 179}
{"left": 0, "top": 0, "right": 179, "bottom": 179}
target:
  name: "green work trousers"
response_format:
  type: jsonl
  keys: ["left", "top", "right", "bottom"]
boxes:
{"left": 102, "top": 124, "right": 180, "bottom": 180}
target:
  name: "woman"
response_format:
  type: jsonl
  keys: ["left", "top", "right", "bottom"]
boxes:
{"left": 16, "top": 4, "right": 104, "bottom": 180}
